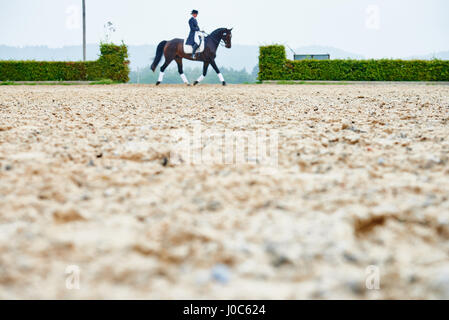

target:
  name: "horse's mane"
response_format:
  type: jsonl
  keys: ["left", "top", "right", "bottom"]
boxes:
{"left": 207, "top": 28, "right": 227, "bottom": 44}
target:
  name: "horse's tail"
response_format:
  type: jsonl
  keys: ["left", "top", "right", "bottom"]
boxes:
{"left": 151, "top": 40, "right": 167, "bottom": 72}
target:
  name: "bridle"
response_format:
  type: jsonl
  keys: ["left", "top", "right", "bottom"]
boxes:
{"left": 203, "top": 30, "right": 230, "bottom": 47}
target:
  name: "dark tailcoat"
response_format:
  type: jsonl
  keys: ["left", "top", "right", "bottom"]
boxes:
{"left": 186, "top": 17, "right": 200, "bottom": 45}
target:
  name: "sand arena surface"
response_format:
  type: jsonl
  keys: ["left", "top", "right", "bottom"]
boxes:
{"left": 0, "top": 84, "right": 449, "bottom": 299}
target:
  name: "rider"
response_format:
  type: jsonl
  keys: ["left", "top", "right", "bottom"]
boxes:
{"left": 187, "top": 10, "right": 201, "bottom": 59}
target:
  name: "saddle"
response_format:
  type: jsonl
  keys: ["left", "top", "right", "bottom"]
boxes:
{"left": 184, "top": 32, "right": 206, "bottom": 54}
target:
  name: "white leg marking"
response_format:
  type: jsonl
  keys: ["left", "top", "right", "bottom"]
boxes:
{"left": 218, "top": 73, "right": 225, "bottom": 82}
{"left": 180, "top": 73, "right": 189, "bottom": 84}
{"left": 158, "top": 72, "right": 165, "bottom": 82}
{"left": 197, "top": 75, "right": 205, "bottom": 83}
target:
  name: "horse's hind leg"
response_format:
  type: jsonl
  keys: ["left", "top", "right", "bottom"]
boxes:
{"left": 156, "top": 55, "right": 174, "bottom": 86}
{"left": 175, "top": 58, "right": 190, "bottom": 85}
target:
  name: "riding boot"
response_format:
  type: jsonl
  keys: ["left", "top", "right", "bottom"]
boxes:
{"left": 192, "top": 43, "right": 199, "bottom": 59}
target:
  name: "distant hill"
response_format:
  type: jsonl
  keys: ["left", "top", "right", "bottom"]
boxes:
{"left": 0, "top": 44, "right": 259, "bottom": 72}
{"left": 126, "top": 44, "right": 260, "bottom": 72}
{"left": 406, "top": 51, "right": 449, "bottom": 60}
{"left": 1, "top": 44, "right": 447, "bottom": 72}
{"left": 0, "top": 44, "right": 101, "bottom": 62}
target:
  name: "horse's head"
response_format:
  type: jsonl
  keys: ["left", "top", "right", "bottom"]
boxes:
{"left": 222, "top": 28, "right": 233, "bottom": 48}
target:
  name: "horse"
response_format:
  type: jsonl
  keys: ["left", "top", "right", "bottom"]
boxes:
{"left": 150, "top": 28, "right": 233, "bottom": 86}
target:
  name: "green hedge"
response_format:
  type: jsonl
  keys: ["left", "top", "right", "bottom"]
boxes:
{"left": 0, "top": 43, "right": 130, "bottom": 82}
{"left": 259, "top": 45, "right": 449, "bottom": 81}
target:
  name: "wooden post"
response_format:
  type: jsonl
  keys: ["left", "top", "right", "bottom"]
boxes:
{"left": 82, "top": 0, "right": 86, "bottom": 61}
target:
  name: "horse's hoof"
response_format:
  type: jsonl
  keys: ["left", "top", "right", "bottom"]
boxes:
{"left": 186, "top": 83, "right": 192, "bottom": 87}
{"left": 156, "top": 81, "right": 161, "bottom": 86}
{"left": 193, "top": 81, "right": 199, "bottom": 86}
{"left": 222, "top": 81, "right": 227, "bottom": 86}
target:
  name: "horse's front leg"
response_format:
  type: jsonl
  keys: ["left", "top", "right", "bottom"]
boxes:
{"left": 194, "top": 62, "right": 210, "bottom": 86}
{"left": 210, "top": 60, "right": 226, "bottom": 86}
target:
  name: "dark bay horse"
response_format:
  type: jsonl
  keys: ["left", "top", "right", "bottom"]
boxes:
{"left": 150, "top": 28, "right": 233, "bottom": 86}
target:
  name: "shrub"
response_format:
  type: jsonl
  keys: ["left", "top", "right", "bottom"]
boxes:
{"left": 259, "top": 45, "right": 287, "bottom": 81}
{"left": 259, "top": 45, "right": 449, "bottom": 81}
{"left": 0, "top": 43, "right": 130, "bottom": 82}
{"left": 96, "top": 43, "right": 130, "bottom": 82}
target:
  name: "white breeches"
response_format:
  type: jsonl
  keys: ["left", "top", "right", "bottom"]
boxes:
{"left": 194, "top": 32, "right": 201, "bottom": 45}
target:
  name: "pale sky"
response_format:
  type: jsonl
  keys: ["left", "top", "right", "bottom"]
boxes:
{"left": 0, "top": 0, "right": 448, "bottom": 58}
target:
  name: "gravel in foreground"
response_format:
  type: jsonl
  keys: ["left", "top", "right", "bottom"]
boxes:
{"left": 0, "top": 84, "right": 448, "bottom": 299}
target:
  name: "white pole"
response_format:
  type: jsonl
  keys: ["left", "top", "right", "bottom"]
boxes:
{"left": 82, "top": 0, "right": 86, "bottom": 61}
